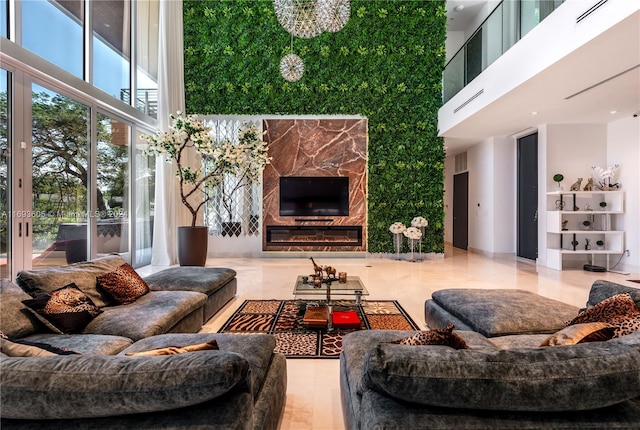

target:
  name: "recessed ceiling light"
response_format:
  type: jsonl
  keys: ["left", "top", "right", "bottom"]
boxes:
{"left": 530, "top": 111, "right": 538, "bottom": 115}
{"left": 454, "top": 4, "right": 465, "bottom": 12}
{"left": 610, "top": 110, "right": 618, "bottom": 114}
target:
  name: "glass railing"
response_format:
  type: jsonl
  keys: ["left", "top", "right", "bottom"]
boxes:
{"left": 443, "top": 0, "right": 564, "bottom": 103}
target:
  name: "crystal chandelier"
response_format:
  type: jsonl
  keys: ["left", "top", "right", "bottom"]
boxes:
{"left": 273, "top": 0, "right": 350, "bottom": 38}
{"left": 274, "top": 0, "right": 350, "bottom": 81}
{"left": 273, "top": 0, "right": 324, "bottom": 39}
{"left": 280, "top": 53, "right": 305, "bottom": 82}
{"left": 318, "top": 0, "right": 350, "bottom": 33}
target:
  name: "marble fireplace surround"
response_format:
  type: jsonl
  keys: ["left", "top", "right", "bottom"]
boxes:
{"left": 262, "top": 118, "right": 367, "bottom": 252}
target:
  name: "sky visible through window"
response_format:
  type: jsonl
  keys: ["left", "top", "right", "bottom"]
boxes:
{"left": 21, "top": 0, "right": 155, "bottom": 101}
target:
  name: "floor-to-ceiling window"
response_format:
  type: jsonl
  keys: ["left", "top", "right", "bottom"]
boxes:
{"left": 133, "top": 130, "right": 155, "bottom": 266}
{"left": 2, "top": 0, "right": 159, "bottom": 277}
{"left": 30, "top": 84, "right": 90, "bottom": 268}
{"left": 96, "top": 112, "right": 130, "bottom": 257}
{"left": 0, "top": 69, "right": 9, "bottom": 277}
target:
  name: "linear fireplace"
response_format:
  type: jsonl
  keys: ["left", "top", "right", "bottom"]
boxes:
{"left": 266, "top": 225, "right": 362, "bottom": 247}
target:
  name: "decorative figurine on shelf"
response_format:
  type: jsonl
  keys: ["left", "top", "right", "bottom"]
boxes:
{"left": 584, "top": 204, "right": 592, "bottom": 211}
{"left": 555, "top": 200, "right": 565, "bottom": 211}
{"left": 571, "top": 240, "right": 579, "bottom": 251}
{"left": 570, "top": 178, "right": 583, "bottom": 191}
{"left": 583, "top": 178, "right": 594, "bottom": 191}
{"left": 592, "top": 164, "right": 620, "bottom": 190}
{"left": 585, "top": 239, "right": 591, "bottom": 251}
{"left": 562, "top": 220, "right": 569, "bottom": 230}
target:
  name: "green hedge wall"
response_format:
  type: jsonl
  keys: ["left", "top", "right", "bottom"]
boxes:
{"left": 184, "top": 0, "right": 446, "bottom": 253}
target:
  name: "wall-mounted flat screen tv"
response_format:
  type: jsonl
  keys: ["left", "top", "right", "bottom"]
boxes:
{"left": 279, "top": 176, "right": 349, "bottom": 216}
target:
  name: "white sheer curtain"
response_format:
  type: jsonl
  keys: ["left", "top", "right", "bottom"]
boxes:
{"left": 151, "top": 0, "right": 188, "bottom": 265}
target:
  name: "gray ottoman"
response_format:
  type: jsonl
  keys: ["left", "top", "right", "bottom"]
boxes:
{"left": 144, "top": 267, "right": 237, "bottom": 323}
{"left": 424, "top": 289, "right": 579, "bottom": 337}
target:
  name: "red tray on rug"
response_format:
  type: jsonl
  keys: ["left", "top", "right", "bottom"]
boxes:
{"left": 332, "top": 310, "right": 361, "bottom": 329}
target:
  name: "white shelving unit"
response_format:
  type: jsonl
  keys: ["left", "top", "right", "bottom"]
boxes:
{"left": 546, "top": 190, "right": 624, "bottom": 270}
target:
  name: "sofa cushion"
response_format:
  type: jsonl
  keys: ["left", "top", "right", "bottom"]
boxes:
{"left": 21, "top": 284, "right": 103, "bottom": 334}
{"left": 0, "top": 338, "right": 73, "bottom": 357}
{"left": 0, "top": 350, "right": 250, "bottom": 419}
{"left": 82, "top": 291, "right": 206, "bottom": 341}
{"left": 431, "top": 289, "right": 579, "bottom": 337}
{"left": 23, "top": 333, "right": 133, "bottom": 355}
{"left": 0, "top": 280, "right": 44, "bottom": 338}
{"left": 144, "top": 267, "right": 236, "bottom": 295}
{"left": 96, "top": 263, "right": 150, "bottom": 304}
{"left": 121, "top": 333, "right": 277, "bottom": 400}
{"left": 16, "top": 254, "right": 127, "bottom": 307}
{"left": 361, "top": 341, "right": 640, "bottom": 411}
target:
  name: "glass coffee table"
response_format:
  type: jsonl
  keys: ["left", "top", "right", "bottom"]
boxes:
{"left": 293, "top": 275, "right": 368, "bottom": 304}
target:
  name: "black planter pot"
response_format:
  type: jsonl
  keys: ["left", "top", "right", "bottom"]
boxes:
{"left": 177, "top": 226, "right": 208, "bottom": 266}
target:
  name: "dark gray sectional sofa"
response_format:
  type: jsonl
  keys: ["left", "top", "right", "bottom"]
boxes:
{"left": 340, "top": 280, "right": 640, "bottom": 429}
{"left": 0, "top": 255, "right": 286, "bottom": 429}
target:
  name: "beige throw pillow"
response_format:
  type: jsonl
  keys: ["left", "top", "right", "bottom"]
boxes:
{"left": 540, "top": 322, "right": 615, "bottom": 346}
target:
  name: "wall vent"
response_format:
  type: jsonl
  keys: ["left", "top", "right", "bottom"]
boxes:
{"left": 576, "top": 0, "right": 608, "bottom": 24}
{"left": 454, "top": 152, "right": 468, "bottom": 173}
{"left": 454, "top": 89, "right": 484, "bottom": 113}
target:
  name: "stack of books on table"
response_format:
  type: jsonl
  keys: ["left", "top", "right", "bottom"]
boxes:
{"left": 303, "top": 306, "right": 329, "bottom": 328}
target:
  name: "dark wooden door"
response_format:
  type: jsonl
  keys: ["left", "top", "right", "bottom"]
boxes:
{"left": 453, "top": 172, "right": 469, "bottom": 250}
{"left": 517, "top": 133, "right": 538, "bottom": 260}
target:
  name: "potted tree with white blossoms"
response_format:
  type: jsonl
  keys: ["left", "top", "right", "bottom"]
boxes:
{"left": 145, "top": 112, "right": 270, "bottom": 266}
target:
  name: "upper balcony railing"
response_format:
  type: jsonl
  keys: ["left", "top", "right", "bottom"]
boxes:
{"left": 443, "top": 0, "right": 564, "bottom": 104}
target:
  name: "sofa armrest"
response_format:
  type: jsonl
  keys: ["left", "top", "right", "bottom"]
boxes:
{"left": 1, "top": 351, "right": 250, "bottom": 419}
{"left": 587, "top": 280, "right": 640, "bottom": 307}
{"left": 361, "top": 341, "right": 640, "bottom": 412}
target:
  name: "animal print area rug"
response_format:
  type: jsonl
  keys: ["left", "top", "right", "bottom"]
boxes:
{"left": 217, "top": 300, "right": 420, "bottom": 358}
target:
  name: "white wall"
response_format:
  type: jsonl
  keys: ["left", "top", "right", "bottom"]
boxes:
{"left": 608, "top": 116, "right": 640, "bottom": 272}
{"left": 467, "top": 141, "right": 494, "bottom": 252}
{"left": 445, "top": 31, "right": 465, "bottom": 63}
{"left": 492, "top": 137, "right": 515, "bottom": 254}
{"left": 443, "top": 155, "right": 455, "bottom": 244}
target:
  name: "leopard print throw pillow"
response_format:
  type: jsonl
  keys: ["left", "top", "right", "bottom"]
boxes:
{"left": 567, "top": 293, "right": 640, "bottom": 338}
{"left": 97, "top": 263, "right": 149, "bottom": 305}
{"left": 568, "top": 293, "right": 640, "bottom": 325}
{"left": 392, "top": 323, "right": 470, "bottom": 349}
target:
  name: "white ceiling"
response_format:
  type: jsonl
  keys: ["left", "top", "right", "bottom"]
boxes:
{"left": 442, "top": 2, "right": 640, "bottom": 154}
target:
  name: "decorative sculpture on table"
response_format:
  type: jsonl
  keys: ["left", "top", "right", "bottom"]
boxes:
{"left": 569, "top": 178, "right": 583, "bottom": 191}
{"left": 309, "top": 257, "right": 338, "bottom": 285}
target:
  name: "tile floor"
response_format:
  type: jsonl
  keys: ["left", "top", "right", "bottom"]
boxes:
{"left": 138, "top": 246, "right": 640, "bottom": 430}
